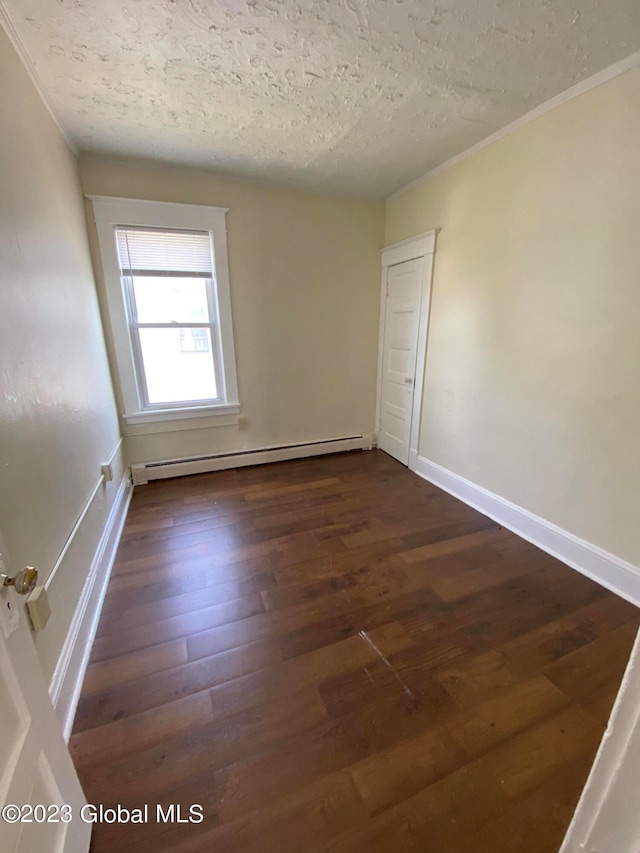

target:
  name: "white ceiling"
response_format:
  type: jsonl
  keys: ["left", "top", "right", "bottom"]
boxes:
{"left": 5, "top": 0, "right": 640, "bottom": 198}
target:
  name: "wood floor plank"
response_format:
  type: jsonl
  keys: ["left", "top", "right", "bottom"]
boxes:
{"left": 172, "top": 770, "right": 369, "bottom": 853}
{"left": 399, "top": 526, "right": 508, "bottom": 563}
{"left": 444, "top": 675, "right": 570, "bottom": 759}
{"left": 350, "top": 721, "right": 462, "bottom": 815}
{"left": 98, "top": 577, "right": 274, "bottom": 636}
{"left": 101, "top": 569, "right": 276, "bottom": 615}
{"left": 316, "top": 758, "right": 511, "bottom": 853}
{"left": 543, "top": 620, "right": 638, "bottom": 700}
{"left": 71, "top": 450, "right": 639, "bottom": 853}
{"left": 503, "top": 593, "right": 638, "bottom": 678}
{"left": 81, "top": 639, "right": 188, "bottom": 695}
{"left": 69, "top": 690, "right": 214, "bottom": 770}
{"left": 89, "top": 599, "right": 269, "bottom": 662}
{"left": 480, "top": 704, "right": 600, "bottom": 799}
{"left": 449, "top": 751, "right": 596, "bottom": 853}
{"left": 74, "top": 638, "right": 283, "bottom": 731}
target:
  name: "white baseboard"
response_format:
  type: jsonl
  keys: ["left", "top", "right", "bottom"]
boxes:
{"left": 414, "top": 456, "right": 640, "bottom": 607}
{"left": 131, "top": 434, "right": 374, "bottom": 485}
{"left": 49, "top": 473, "right": 133, "bottom": 739}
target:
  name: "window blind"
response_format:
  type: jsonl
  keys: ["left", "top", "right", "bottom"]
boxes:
{"left": 115, "top": 226, "right": 213, "bottom": 276}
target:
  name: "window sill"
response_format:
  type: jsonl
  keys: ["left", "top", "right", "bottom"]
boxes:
{"left": 123, "top": 403, "right": 241, "bottom": 425}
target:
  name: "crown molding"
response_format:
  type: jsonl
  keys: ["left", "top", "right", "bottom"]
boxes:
{"left": 388, "top": 50, "right": 640, "bottom": 203}
{"left": 0, "top": 2, "right": 77, "bottom": 155}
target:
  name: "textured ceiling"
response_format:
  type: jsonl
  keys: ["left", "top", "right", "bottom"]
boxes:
{"left": 5, "top": 0, "right": 640, "bottom": 197}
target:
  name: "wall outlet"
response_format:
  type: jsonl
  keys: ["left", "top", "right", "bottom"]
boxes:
{"left": 101, "top": 462, "right": 114, "bottom": 481}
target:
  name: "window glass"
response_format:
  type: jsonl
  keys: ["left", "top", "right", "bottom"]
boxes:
{"left": 138, "top": 328, "right": 217, "bottom": 404}
{"left": 131, "top": 277, "right": 209, "bottom": 324}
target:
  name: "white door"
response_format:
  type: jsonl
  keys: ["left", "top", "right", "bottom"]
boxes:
{"left": 0, "top": 545, "right": 90, "bottom": 853}
{"left": 378, "top": 256, "right": 424, "bottom": 465}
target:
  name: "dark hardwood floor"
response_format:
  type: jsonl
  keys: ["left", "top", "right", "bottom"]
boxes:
{"left": 70, "top": 449, "right": 640, "bottom": 852}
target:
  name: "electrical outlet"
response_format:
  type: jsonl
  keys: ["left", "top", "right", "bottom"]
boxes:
{"left": 101, "top": 462, "right": 114, "bottom": 481}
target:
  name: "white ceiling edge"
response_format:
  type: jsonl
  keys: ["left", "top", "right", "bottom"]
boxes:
{"left": 0, "top": 1, "right": 77, "bottom": 155}
{"left": 387, "top": 49, "right": 640, "bottom": 203}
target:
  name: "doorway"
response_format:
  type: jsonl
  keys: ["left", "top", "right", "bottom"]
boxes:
{"left": 376, "top": 231, "right": 436, "bottom": 469}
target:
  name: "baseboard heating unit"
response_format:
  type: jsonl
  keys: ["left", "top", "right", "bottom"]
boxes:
{"left": 130, "top": 433, "right": 374, "bottom": 485}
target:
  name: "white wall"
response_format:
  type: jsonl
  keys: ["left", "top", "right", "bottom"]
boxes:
{"left": 79, "top": 155, "right": 385, "bottom": 464}
{"left": 0, "top": 25, "right": 123, "bottom": 687}
{"left": 386, "top": 66, "right": 640, "bottom": 569}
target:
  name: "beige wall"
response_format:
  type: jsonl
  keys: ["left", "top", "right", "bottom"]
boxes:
{"left": 386, "top": 67, "right": 640, "bottom": 566}
{"left": 0, "top": 27, "right": 123, "bottom": 683}
{"left": 79, "top": 155, "right": 385, "bottom": 463}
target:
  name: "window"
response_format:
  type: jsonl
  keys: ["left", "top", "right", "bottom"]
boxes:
{"left": 115, "top": 226, "right": 219, "bottom": 406}
{"left": 90, "top": 198, "right": 239, "bottom": 424}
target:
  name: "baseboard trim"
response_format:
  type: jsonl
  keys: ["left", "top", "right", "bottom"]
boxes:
{"left": 131, "top": 434, "right": 374, "bottom": 485}
{"left": 49, "top": 473, "right": 133, "bottom": 740}
{"left": 414, "top": 456, "right": 640, "bottom": 607}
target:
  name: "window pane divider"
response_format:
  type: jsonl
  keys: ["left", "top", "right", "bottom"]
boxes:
{"left": 139, "top": 396, "right": 222, "bottom": 410}
{"left": 132, "top": 322, "right": 215, "bottom": 329}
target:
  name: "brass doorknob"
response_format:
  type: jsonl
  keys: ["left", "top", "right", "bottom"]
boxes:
{"left": 1, "top": 566, "right": 38, "bottom": 596}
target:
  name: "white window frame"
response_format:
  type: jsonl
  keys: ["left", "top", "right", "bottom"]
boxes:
{"left": 89, "top": 196, "right": 240, "bottom": 425}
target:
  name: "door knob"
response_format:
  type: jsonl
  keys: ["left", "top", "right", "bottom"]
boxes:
{"left": 2, "top": 566, "right": 39, "bottom": 596}
{"left": 403, "top": 376, "right": 414, "bottom": 385}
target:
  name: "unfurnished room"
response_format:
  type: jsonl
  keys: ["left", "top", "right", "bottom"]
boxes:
{"left": 1, "top": 2, "right": 639, "bottom": 852}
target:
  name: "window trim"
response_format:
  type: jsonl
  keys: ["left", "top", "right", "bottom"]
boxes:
{"left": 89, "top": 196, "right": 240, "bottom": 424}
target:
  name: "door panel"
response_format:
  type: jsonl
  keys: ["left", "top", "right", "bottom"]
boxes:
{"left": 378, "top": 257, "right": 424, "bottom": 465}
{"left": 0, "top": 546, "right": 90, "bottom": 853}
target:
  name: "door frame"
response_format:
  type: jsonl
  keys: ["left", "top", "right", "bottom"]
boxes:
{"left": 559, "top": 626, "right": 640, "bottom": 852}
{"left": 376, "top": 230, "right": 437, "bottom": 471}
